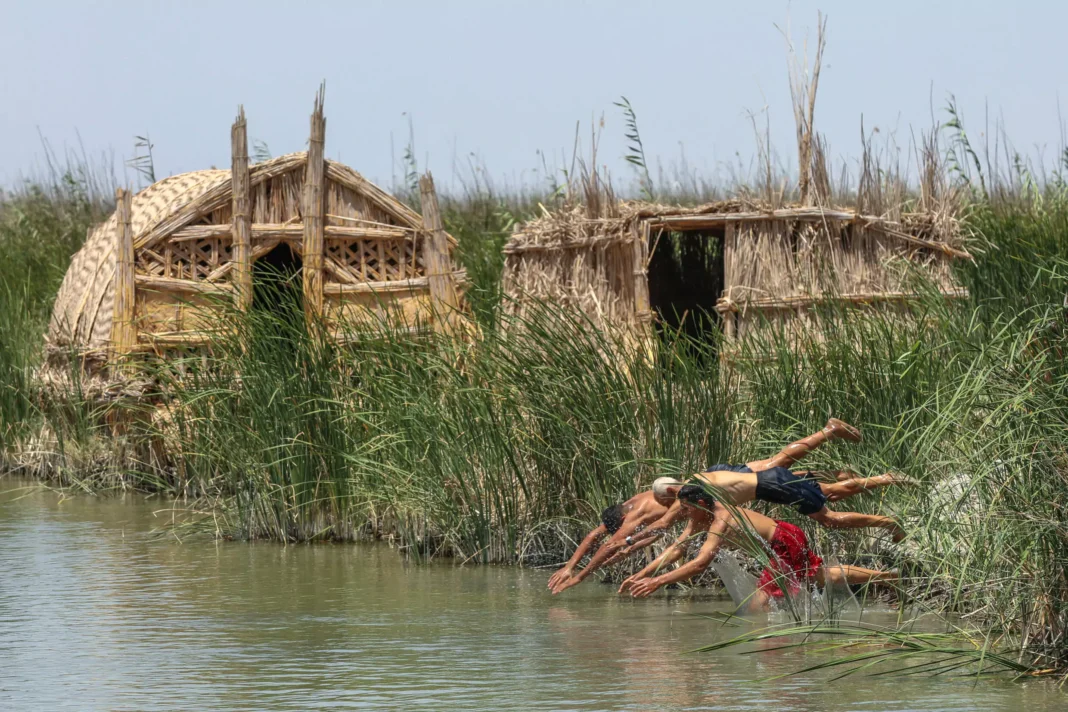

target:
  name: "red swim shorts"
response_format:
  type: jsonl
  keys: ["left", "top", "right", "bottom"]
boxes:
{"left": 757, "top": 521, "right": 824, "bottom": 598}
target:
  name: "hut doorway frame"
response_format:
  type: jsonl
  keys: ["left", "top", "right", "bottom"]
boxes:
{"left": 645, "top": 226, "right": 726, "bottom": 346}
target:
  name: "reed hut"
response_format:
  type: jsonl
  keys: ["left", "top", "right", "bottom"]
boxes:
{"left": 47, "top": 94, "right": 464, "bottom": 380}
{"left": 502, "top": 199, "right": 968, "bottom": 345}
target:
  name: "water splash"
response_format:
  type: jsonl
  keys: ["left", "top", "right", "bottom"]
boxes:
{"left": 710, "top": 550, "right": 759, "bottom": 613}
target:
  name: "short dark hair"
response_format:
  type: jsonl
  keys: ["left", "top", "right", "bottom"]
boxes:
{"left": 601, "top": 503, "right": 625, "bottom": 534}
{"left": 677, "top": 484, "right": 715, "bottom": 509}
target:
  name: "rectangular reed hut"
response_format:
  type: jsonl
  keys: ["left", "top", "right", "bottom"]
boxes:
{"left": 502, "top": 200, "right": 968, "bottom": 344}
{"left": 46, "top": 92, "right": 465, "bottom": 385}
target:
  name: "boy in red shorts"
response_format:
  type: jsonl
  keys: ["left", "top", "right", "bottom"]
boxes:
{"left": 619, "top": 485, "right": 897, "bottom": 609}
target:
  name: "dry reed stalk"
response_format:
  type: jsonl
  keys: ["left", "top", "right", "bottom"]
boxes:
{"left": 784, "top": 12, "right": 827, "bottom": 205}
{"left": 302, "top": 87, "right": 326, "bottom": 322}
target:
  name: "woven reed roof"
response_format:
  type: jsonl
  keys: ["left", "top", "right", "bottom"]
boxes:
{"left": 48, "top": 153, "right": 430, "bottom": 355}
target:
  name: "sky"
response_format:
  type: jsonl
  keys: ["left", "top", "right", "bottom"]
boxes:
{"left": 2, "top": 0, "right": 1067, "bottom": 195}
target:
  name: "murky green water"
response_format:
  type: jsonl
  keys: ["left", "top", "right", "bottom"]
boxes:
{"left": 0, "top": 480, "right": 1061, "bottom": 711}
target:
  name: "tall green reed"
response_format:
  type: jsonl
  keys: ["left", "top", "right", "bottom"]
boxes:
{"left": 0, "top": 162, "right": 111, "bottom": 453}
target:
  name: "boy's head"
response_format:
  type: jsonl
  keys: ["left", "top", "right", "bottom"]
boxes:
{"left": 601, "top": 503, "right": 625, "bottom": 534}
{"left": 652, "top": 476, "right": 685, "bottom": 506}
{"left": 677, "top": 484, "right": 716, "bottom": 512}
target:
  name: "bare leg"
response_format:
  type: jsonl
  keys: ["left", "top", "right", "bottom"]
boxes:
{"left": 746, "top": 418, "right": 862, "bottom": 471}
{"left": 808, "top": 507, "right": 905, "bottom": 542}
{"left": 747, "top": 588, "right": 772, "bottom": 613}
{"left": 794, "top": 469, "right": 859, "bottom": 482}
{"left": 817, "top": 565, "right": 899, "bottom": 588}
{"left": 818, "top": 473, "right": 904, "bottom": 502}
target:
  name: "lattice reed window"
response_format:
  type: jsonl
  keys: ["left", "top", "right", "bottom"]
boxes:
{"left": 137, "top": 237, "right": 234, "bottom": 281}
{"left": 325, "top": 238, "right": 424, "bottom": 282}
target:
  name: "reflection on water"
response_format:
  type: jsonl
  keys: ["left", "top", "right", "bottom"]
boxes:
{"left": 0, "top": 480, "right": 1060, "bottom": 711}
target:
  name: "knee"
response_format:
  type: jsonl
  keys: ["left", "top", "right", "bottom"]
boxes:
{"left": 838, "top": 480, "right": 861, "bottom": 495}
{"left": 808, "top": 508, "right": 840, "bottom": 528}
{"left": 824, "top": 566, "right": 846, "bottom": 587}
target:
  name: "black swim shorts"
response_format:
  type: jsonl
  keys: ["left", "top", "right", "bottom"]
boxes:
{"left": 754, "top": 466, "right": 827, "bottom": 515}
{"left": 705, "top": 463, "right": 753, "bottom": 473}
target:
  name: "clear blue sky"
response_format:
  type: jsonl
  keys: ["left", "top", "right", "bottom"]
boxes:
{"left": 3, "top": 1, "right": 1066, "bottom": 193}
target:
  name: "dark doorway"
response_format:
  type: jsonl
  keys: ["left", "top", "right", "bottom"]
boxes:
{"left": 646, "top": 229, "right": 725, "bottom": 351}
{"left": 252, "top": 243, "right": 303, "bottom": 318}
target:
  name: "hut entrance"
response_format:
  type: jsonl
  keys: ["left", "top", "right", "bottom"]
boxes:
{"left": 252, "top": 243, "right": 304, "bottom": 324}
{"left": 646, "top": 229, "right": 725, "bottom": 347}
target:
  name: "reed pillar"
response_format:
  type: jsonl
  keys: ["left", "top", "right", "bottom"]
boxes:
{"left": 110, "top": 187, "right": 136, "bottom": 372}
{"left": 231, "top": 106, "right": 252, "bottom": 310}
{"left": 418, "top": 173, "right": 459, "bottom": 325}
{"left": 632, "top": 220, "right": 652, "bottom": 326}
{"left": 722, "top": 222, "right": 736, "bottom": 340}
{"left": 302, "top": 89, "right": 326, "bottom": 323}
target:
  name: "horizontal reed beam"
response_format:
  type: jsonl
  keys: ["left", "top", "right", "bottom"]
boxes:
{"left": 169, "top": 224, "right": 412, "bottom": 242}
{"left": 324, "top": 270, "right": 467, "bottom": 296}
{"left": 714, "top": 288, "right": 970, "bottom": 314}
{"left": 648, "top": 208, "right": 855, "bottom": 229}
{"left": 137, "top": 331, "right": 218, "bottom": 346}
{"left": 134, "top": 274, "right": 235, "bottom": 295}
{"left": 502, "top": 236, "right": 626, "bottom": 255}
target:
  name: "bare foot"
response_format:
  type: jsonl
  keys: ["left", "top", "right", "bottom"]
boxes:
{"left": 881, "top": 471, "right": 921, "bottom": 487}
{"left": 826, "top": 417, "right": 862, "bottom": 443}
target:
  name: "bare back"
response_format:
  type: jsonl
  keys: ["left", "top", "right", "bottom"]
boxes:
{"left": 695, "top": 504, "right": 780, "bottom": 552}
{"left": 621, "top": 491, "right": 668, "bottom": 528}
{"left": 693, "top": 470, "right": 760, "bottom": 506}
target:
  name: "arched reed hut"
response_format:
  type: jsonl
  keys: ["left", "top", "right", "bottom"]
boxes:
{"left": 502, "top": 200, "right": 968, "bottom": 344}
{"left": 48, "top": 95, "right": 464, "bottom": 378}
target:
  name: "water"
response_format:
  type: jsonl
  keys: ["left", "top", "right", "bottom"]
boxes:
{"left": 0, "top": 481, "right": 1061, "bottom": 711}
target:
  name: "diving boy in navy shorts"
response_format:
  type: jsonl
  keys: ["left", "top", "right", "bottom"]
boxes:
{"left": 626, "top": 419, "right": 910, "bottom": 551}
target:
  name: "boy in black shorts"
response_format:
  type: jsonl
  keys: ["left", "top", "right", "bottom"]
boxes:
{"left": 625, "top": 419, "right": 909, "bottom": 551}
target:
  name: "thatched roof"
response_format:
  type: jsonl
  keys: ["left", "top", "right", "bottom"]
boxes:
{"left": 504, "top": 199, "right": 962, "bottom": 255}
{"left": 48, "top": 152, "right": 434, "bottom": 356}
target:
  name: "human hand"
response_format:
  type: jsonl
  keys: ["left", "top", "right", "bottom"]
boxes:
{"left": 551, "top": 576, "right": 579, "bottom": 595}
{"left": 617, "top": 574, "right": 644, "bottom": 594}
{"left": 628, "top": 577, "right": 662, "bottom": 598}
{"left": 548, "top": 568, "right": 572, "bottom": 590}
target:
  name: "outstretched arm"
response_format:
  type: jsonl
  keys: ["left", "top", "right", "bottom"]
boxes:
{"left": 628, "top": 516, "right": 731, "bottom": 598}
{"left": 548, "top": 523, "right": 606, "bottom": 590}
{"left": 551, "top": 516, "right": 652, "bottom": 593}
{"left": 599, "top": 527, "right": 663, "bottom": 568}
{"left": 617, "top": 518, "right": 697, "bottom": 593}
{"left": 615, "top": 501, "right": 685, "bottom": 554}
